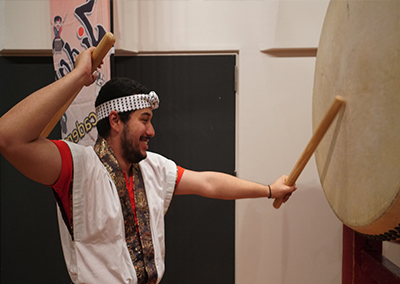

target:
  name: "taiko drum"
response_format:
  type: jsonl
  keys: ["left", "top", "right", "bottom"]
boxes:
{"left": 313, "top": 0, "right": 400, "bottom": 241}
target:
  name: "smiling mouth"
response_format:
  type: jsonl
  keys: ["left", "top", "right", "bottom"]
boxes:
{"left": 141, "top": 137, "right": 150, "bottom": 145}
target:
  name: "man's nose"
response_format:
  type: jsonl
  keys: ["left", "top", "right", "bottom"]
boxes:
{"left": 147, "top": 123, "right": 155, "bottom": 137}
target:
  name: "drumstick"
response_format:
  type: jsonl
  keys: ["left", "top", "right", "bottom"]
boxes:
{"left": 273, "top": 95, "right": 345, "bottom": 209}
{"left": 40, "top": 32, "right": 116, "bottom": 137}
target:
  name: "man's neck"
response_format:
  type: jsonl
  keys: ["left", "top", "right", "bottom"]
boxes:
{"left": 120, "top": 161, "right": 132, "bottom": 176}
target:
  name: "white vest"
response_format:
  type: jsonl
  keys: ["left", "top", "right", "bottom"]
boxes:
{"left": 57, "top": 141, "right": 177, "bottom": 284}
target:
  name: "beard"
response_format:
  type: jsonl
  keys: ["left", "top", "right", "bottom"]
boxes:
{"left": 120, "top": 124, "right": 147, "bottom": 164}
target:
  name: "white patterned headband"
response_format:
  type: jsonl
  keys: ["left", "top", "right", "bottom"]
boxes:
{"left": 95, "top": 91, "right": 160, "bottom": 121}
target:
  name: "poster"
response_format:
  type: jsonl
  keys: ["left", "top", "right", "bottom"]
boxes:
{"left": 50, "top": 0, "right": 111, "bottom": 146}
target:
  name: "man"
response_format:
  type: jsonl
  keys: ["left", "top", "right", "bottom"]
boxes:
{"left": 0, "top": 48, "right": 297, "bottom": 284}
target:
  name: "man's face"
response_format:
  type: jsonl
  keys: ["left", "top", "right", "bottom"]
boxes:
{"left": 120, "top": 108, "right": 155, "bottom": 164}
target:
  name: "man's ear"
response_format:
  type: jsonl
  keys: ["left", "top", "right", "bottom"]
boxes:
{"left": 109, "top": 111, "right": 122, "bottom": 133}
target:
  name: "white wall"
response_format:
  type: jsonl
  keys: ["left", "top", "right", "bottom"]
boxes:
{"left": 0, "top": 0, "right": 51, "bottom": 51}
{"left": 0, "top": 1, "right": 5, "bottom": 50}
{"left": 0, "top": 1, "right": 348, "bottom": 283}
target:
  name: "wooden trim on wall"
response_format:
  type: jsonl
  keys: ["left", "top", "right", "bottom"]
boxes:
{"left": 0, "top": 49, "right": 239, "bottom": 57}
{"left": 0, "top": 49, "right": 53, "bottom": 57}
{"left": 115, "top": 49, "right": 239, "bottom": 56}
{"left": 260, "top": 47, "right": 317, "bottom": 57}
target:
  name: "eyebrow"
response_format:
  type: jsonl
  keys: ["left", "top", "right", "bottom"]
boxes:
{"left": 139, "top": 112, "right": 152, "bottom": 118}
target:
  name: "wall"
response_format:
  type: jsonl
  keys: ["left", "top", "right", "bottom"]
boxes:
{"left": 0, "top": 0, "right": 50, "bottom": 51}
{"left": 0, "top": 1, "right": 352, "bottom": 283}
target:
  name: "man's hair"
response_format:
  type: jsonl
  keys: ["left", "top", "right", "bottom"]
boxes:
{"left": 95, "top": 77, "right": 150, "bottom": 138}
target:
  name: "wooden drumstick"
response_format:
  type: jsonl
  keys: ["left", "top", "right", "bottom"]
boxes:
{"left": 273, "top": 95, "right": 345, "bottom": 209}
{"left": 40, "top": 32, "right": 116, "bottom": 137}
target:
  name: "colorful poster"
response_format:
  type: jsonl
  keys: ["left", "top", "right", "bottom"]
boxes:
{"left": 50, "top": 0, "right": 111, "bottom": 146}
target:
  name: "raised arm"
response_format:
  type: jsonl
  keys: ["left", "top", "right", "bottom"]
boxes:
{"left": 175, "top": 170, "right": 297, "bottom": 202}
{"left": 0, "top": 47, "right": 98, "bottom": 186}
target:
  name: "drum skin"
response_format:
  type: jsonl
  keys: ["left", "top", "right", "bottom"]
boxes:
{"left": 313, "top": 0, "right": 400, "bottom": 240}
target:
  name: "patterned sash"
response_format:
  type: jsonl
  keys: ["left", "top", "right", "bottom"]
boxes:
{"left": 94, "top": 137, "right": 158, "bottom": 284}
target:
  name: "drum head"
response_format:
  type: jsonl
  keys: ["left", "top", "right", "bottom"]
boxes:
{"left": 313, "top": 0, "right": 400, "bottom": 240}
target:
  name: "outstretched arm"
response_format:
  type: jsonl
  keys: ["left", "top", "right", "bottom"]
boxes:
{"left": 175, "top": 170, "right": 297, "bottom": 202}
{"left": 0, "top": 47, "right": 98, "bottom": 186}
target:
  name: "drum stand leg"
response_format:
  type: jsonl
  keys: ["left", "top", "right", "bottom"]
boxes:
{"left": 342, "top": 225, "right": 400, "bottom": 284}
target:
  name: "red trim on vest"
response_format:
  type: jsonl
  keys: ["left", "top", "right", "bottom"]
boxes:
{"left": 176, "top": 166, "right": 185, "bottom": 186}
{"left": 51, "top": 140, "right": 73, "bottom": 227}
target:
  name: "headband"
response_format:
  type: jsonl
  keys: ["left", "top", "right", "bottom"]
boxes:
{"left": 95, "top": 91, "right": 160, "bottom": 121}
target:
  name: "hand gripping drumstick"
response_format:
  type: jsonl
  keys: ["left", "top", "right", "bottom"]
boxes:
{"left": 40, "top": 32, "right": 116, "bottom": 137}
{"left": 273, "top": 95, "right": 345, "bottom": 209}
